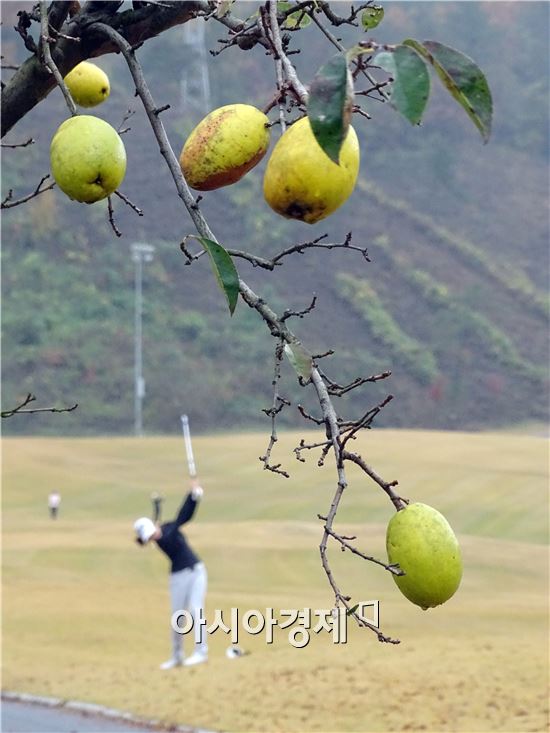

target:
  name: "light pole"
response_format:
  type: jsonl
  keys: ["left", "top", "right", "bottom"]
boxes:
{"left": 131, "top": 242, "right": 155, "bottom": 436}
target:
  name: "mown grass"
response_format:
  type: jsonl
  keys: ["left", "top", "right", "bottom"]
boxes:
{"left": 2, "top": 430, "right": 549, "bottom": 732}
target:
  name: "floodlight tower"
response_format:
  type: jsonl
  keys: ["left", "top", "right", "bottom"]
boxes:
{"left": 180, "top": 17, "right": 211, "bottom": 119}
{"left": 130, "top": 242, "right": 155, "bottom": 437}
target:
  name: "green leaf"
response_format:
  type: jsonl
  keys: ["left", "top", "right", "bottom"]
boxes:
{"left": 376, "top": 45, "right": 430, "bottom": 125}
{"left": 346, "top": 603, "right": 360, "bottom": 617}
{"left": 215, "top": 0, "right": 234, "bottom": 18}
{"left": 278, "top": 1, "right": 312, "bottom": 29}
{"left": 284, "top": 342, "right": 313, "bottom": 381}
{"left": 361, "top": 5, "right": 384, "bottom": 30}
{"left": 403, "top": 39, "right": 492, "bottom": 142}
{"left": 197, "top": 237, "right": 239, "bottom": 315}
{"left": 307, "top": 52, "right": 353, "bottom": 164}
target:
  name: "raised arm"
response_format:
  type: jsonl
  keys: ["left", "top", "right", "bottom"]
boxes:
{"left": 174, "top": 479, "right": 203, "bottom": 527}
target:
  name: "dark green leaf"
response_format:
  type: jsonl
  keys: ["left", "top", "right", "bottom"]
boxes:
{"left": 403, "top": 39, "right": 492, "bottom": 142}
{"left": 376, "top": 45, "right": 430, "bottom": 125}
{"left": 197, "top": 237, "right": 239, "bottom": 315}
{"left": 346, "top": 603, "right": 360, "bottom": 617}
{"left": 284, "top": 341, "right": 313, "bottom": 381}
{"left": 361, "top": 5, "right": 384, "bottom": 30}
{"left": 278, "top": 1, "right": 312, "bottom": 29}
{"left": 307, "top": 52, "right": 353, "bottom": 164}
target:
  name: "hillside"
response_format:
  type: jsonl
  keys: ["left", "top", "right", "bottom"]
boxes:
{"left": 1, "top": 2, "right": 548, "bottom": 435}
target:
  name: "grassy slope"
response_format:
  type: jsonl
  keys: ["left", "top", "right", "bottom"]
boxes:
{"left": 2, "top": 431, "right": 549, "bottom": 732}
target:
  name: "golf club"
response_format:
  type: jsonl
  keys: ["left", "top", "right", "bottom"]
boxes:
{"left": 180, "top": 414, "right": 197, "bottom": 478}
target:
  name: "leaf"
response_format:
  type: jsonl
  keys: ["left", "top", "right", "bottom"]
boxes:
{"left": 284, "top": 342, "right": 313, "bottom": 381}
{"left": 376, "top": 45, "right": 430, "bottom": 125}
{"left": 403, "top": 39, "right": 492, "bottom": 142}
{"left": 278, "top": 1, "right": 312, "bottom": 29}
{"left": 215, "top": 0, "right": 234, "bottom": 18}
{"left": 346, "top": 603, "right": 359, "bottom": 617}
{"left": 361, "top": 5, "right": 384, "bottom": 30}
{"left": 307, "top": 52, "right": 353, "bottom": 164}
{"left": 197, "top": 237, "right": 239, "bottom": 315}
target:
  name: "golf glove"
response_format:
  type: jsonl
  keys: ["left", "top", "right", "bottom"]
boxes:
{"left": 191, "top": 485, "right": 204, "bottom": 501}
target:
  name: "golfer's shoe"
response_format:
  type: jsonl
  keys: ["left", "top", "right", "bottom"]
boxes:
{"left": 183, "top": 651, "right": 208, "bottom": 667}
{"left": 159, "top": 657, "right": 183, "bottom": 670}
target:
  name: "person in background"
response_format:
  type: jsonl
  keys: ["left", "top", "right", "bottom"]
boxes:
{"left": 48, "top": 491, "right": 61, "bottom": 520}
{"left": 151, "top": 491, "right": 164, "bottom": 522}
{"left": 134, "top": 479, "right": 207, "bottom": 669}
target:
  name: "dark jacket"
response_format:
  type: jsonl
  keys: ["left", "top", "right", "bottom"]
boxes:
{"left": 155, "top": 492, "right": 200, "bottom": 573}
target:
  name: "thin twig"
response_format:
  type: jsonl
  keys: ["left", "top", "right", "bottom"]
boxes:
{"left": 107, "top": 195, "right": 122, "bottom": 237}
{"left": 343, "top": 450, "right": 407, "bottom": 511}
{"left": 281, "top": 295, "right": 317, "bottom": 322}
{"left": 259, "top": 341, "right": 291, "bottom": 478}
{"left": 1, "top": 393, "right": 78, "bottom": 418}
{"left": 272, "top": 232, "right": 370, "bottom": 265}
{"left": 261, "top": 1, "right": 308, "bottom": 104}
{"left": 1, "top": 174, "right": 55, "bottom": 209}
{"left": 113, "top": 189, "right": 143, "bottom": 216}
{"left": 321, "top": 369, "right": 392, "bottom": 396}
{"left": 0, "top": 138, "right": 34, "bottom": 148}
{"left": 117, "top": 108, "right": 135, "bottom": 134}
{"left": 320, "top": 520, "right": 404, "bottom": 575}
{"left": 39, "top": 0, "right": 77, "bottom": 116}
{"left": 269, "top": 0, "right": 287, "bottom": 132}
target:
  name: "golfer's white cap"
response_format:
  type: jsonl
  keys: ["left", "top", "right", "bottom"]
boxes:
{"left": 134, "top": 517, "right": 156, "bottom": 543}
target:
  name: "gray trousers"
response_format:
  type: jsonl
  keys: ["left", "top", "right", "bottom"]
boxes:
{"left": 169, "top": 562, "right": 207, "bottom": 660}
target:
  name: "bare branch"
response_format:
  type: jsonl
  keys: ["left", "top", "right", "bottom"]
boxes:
{"left": 259, "top": 341, "right": 291, "bottom": 478}
{"left": 1, "top": 137, "right": 34, "bottom": 148}
{"left": 339, "top": 394, "right": 394, "bottom": 452}
{"left": 281, "top": 295, "right": 317, "bottom": 322}
{"left": 269, "top": 0, "right": 287, "bottom": 132}
{"left": 90, "top": 20, "right": 402, "bottom": 641}
{"left": 113, "top": 189, "right": 144, "bottom": 216}
{"left": 226, "top": 233, "right": 369, "bottom": 272}
{"left": 297, "top": 404, "right": 324, "bottom": 425}
{"left": 321, "top": 369, "right": 392, "bottom": 396}
{"left": 320, "top": 519, "right": 404, "bottom": 576}
{"left": 117, "top": 108, "right": 135, "bottom": 134}
{"left": 260, "top": 1, "right": 308, "bottom": 104}
{"left": 39, "top": 0, "right": 78, "bottom": 117}
{"left": 2, "top": 1, "right": 217, "bottom": 137}
{"left": 343, "top": 450, "right": 407, "bottom": 511}
{"left": 107, "top": 195, "right": 123, "bottom": 237}
{"left": 272, "top": 231, "right": 371, "bottom": 266}
{"left": 1, "top": 174, "right": 55, "bottom": 209}
{"left": 2, "top": 393, "right": 78, "bottom": 418}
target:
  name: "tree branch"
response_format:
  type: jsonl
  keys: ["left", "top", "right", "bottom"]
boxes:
{"left": 259, "top": 340, "right": 291, "bottom": 477}
{"left": 89, "top": 20, "right": 401, "bottom": 641}
{"left": 39, "top": 0, "right": 78, "bottom": 116}
{"left": 1, "top": 174, "right": 55, "bottom": 209}
{"left": 2, "top": 1, "right": 209, "bottom": 136}
{"left": 1, "top": 393, "right": 78, "bottom": 418}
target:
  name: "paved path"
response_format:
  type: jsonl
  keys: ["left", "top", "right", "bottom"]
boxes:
{"left": 1, "top": 700, "right": 156, "bottom": 732}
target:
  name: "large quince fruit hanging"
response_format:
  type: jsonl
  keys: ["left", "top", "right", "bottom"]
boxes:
{"left": 263, "top": 116, "right": 360, "bottom": 224}
{"left": 180, "top": 104, "right": 270, "bottom": 191}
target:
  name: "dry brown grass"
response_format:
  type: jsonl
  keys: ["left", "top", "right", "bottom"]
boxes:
{"left": 2, "top": 431, "right": 549, "bottom": 731}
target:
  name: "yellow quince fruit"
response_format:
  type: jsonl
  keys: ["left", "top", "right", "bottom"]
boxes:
{"left": 64, "top": 61, "right": 110, "bottom": 108}
{"left": 386, "top": 502, "right": 462, "bottom": 610}
{"left": 263, "top": 116, "right": 360, "bottom": 224}
{"left": 180, "top": 104, "right": 270, "bottom": 191}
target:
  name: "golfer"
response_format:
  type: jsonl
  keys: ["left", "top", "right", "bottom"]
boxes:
{"left": 134, "top": 479, "right": 207, "bottom": 669}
